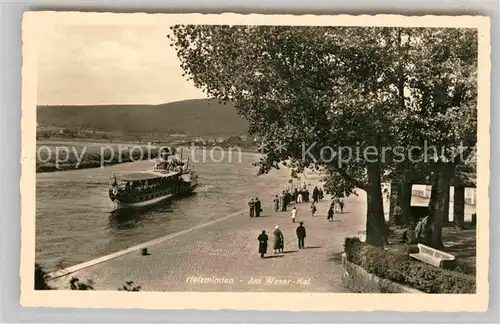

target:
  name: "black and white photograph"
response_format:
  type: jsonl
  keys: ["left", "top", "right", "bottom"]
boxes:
{"left": 20, "top": 12, "right": 490, "bottom": 311}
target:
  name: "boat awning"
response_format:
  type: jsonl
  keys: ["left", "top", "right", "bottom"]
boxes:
{"left": 115, "top": 171, "right": 181, "bottom": 182}
{"left": 115, "top": 173, "right": 162, "bottom": 181}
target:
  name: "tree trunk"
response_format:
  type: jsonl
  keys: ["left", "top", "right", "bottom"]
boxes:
{"left": 399, "top": 181, "right": 412, "bottom": 226}
{"left": 454, "top": 185, "right": 465, "bottom": 229}
{"left": 389, "top": 181, "right": 411, "bottom": 226}
{"left": 422, "top": 176, "right": 439, "bottom": 244}
{"left": 428, "top": 163, "right": 455, "bottom": 248}
{"left": 365, "top": 162, "right": 387, "bottom": 246}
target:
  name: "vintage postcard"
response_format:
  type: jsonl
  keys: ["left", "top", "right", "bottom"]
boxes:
{"left": 21, "top": 12, "right": 490, "bottom": 311}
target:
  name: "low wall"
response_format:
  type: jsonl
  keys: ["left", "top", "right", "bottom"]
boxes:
{"left": 340, "top": 253, "right": 423, "bottom": 294}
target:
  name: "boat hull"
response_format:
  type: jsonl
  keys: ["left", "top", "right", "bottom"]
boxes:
{"left": 111, "top": 184, "right": 197, "bottom": 212}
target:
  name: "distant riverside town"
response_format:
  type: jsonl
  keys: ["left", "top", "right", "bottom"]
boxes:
{"left": 36, "top": 124, "right": 258, "bottom": 149}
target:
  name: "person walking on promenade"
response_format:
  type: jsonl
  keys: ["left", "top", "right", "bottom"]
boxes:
{"left": 311, "top": 202, "right": 317, "bottom": 217}
{"left": 333, "top": 197, "right": 340, "bottom": 213}
{"left": 291, "top": 206, "right": 297, "bottom": 223}
{"left": 255, "top": 197, "right": 262, "bottom": 217}
{"left": 284, "top": 190, "right": 292, "bottom": 212}
{"left": 296, "top": 221, "right": 306, "bottom": 249}
{"left": 339, "top": 198, "right": 344, "bottom": 213}
{"left": 297, "top": 190, "right": 303, "bottom": 204}
{"left": 319, "top": 188, "right": 324, "bottom": 200}
{"left": 273, "top": 225, "right": 284, "bottom": 253}
{"left": 273, "top": 195, "right": 280, "bottom": 212}
{"left": 257, "top": 230, "right": 269, "bottom": 258}
{"left": 248, "top": 198, "right": 255, "bottom": 218}
{"left": 292, "top": 188, "right": 298, "bottom": 204}
{"left": 327, "top": 206, "right": 334, "bottom": 222}
{"left": 279, "top": 192, "right": 284, "bottom": 211}
{"left": 313, "top": 186, "right": 319, "bottom": 203}
{"left": 304, "top": 188, "right": 310, "bottom": 202}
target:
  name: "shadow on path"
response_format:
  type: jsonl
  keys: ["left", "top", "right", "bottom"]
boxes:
{"left": 265, "top": 255, "right": 285, "bottom": 259}
{"left": 328, "top": 252, "right": 343, "bottom": 263}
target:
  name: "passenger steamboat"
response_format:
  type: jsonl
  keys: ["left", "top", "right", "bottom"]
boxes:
{"left": 108, "top": 148, "right": 198, "bottom": 211}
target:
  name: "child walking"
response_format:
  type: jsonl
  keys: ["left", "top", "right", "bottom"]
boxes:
{"left": 291, "top": 207, "right": 297, "bottom": 223}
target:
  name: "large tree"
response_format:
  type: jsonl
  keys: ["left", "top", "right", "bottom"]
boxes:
{"left": 374, "top": 27, "right": 476, "bottom": 235}
{"left": 169, "top": 26, "right": 403, "bottom": 246}
{"left": 386, "top": 28, "right": 477, "bottom": 247}
{"left": 353, "top": 27, "right": 477, "bottom": 247}
{"left": 169, "top": 26, "right": 477, "bottom": 247}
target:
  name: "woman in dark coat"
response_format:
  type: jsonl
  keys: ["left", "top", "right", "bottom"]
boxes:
{"left": 292, "top": 188, "right": 298, "bottom": 203}
{"left": 327, "top": 206, "right": 334, "bottom": 222}
{"left": 273, "top": 225, "right": 284, "bottom": 253}
{"left": 313, "top": 186, "right": 319, "bottom": 203}
{"left": 258, "top": 230, "right": 268, "bottom": 258}
{"left": 273, "top": 195, "right": 280, "bottom": 212}
{"left": 254, "top": 197, "right": 262, "bottom": 217}
{"left": 304, "top": 189, "right": 310, "bottom": 202}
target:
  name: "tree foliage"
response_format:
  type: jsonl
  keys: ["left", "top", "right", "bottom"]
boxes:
{"left": 118, "top": 281, "right": 142, "bottom": 292}
{"left": 34, "top": 263, "right": 53, "bottom": 290}
{"left": 169, "top": 25, "right": 477, "bottom": 247}
{"left": 69, "top": 277, "right": 95, "bottom": 290}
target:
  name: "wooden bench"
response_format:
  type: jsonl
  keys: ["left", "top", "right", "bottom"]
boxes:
{"left": 407, "top": 243, "right": 456, "bottom": 269}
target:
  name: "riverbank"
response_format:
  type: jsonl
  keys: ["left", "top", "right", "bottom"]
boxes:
{"left": 36, "top": 139, "right": 259, "bottom": 173}
{"left": 36, "top": 146, "right": 160, "bottom": 173}
{"left": 46, "top": 188, "right": 366, "bottom": 292}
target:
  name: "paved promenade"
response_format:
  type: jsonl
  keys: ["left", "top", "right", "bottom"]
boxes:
{"left": 48, "top": 191, "right": 367, "bottom": 292}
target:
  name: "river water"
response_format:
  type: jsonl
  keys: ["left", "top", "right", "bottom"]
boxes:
{"left": 36, "top": 149, "right": 293, "bottom": 272}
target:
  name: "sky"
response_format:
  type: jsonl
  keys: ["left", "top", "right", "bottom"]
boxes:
{"left": 36, "top": 23, "right": 207, "bottom": 105}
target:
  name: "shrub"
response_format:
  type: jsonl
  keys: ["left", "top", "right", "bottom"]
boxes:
{"left": 343, "top": 237, "right": 476, "bottom": 294}
{"left": 35, "top": 263, "right": 141, "bottom": 292}
{"left": 118, "top": 281, "right": 142, "bottom": 292}
{"left": 34, "top": 263, "right": 53, "bottom": 290}
{"left": 69, "top": 277, "right": 94, "bottom": 290}
{"left": 452, "top": 260, "right": 475, "bottom": 275}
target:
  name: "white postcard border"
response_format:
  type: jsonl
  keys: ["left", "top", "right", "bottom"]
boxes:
{"left": 20, "top": 12, "right": 491, "bottom": 311}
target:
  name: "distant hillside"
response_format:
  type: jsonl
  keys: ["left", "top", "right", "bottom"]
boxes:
{"left": 37, "top": 99, "right": 249, "bottom": 137}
